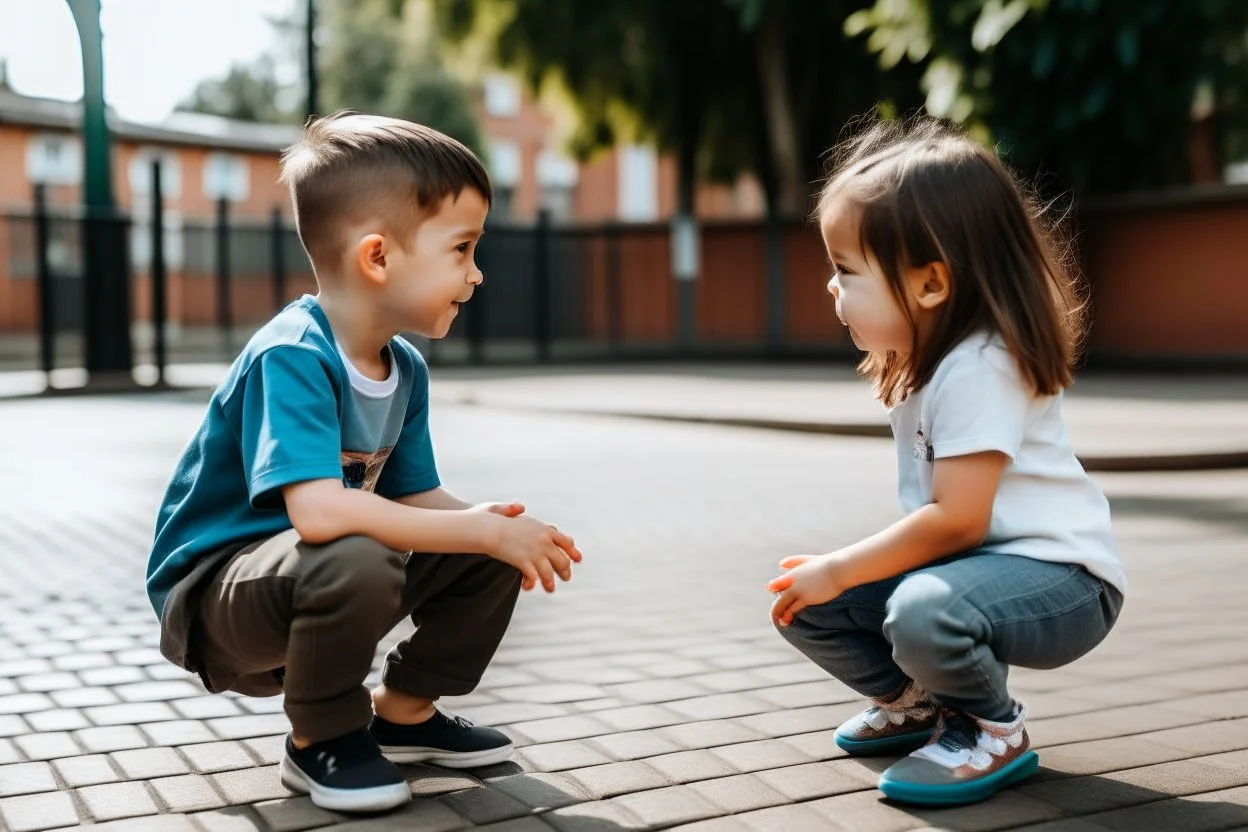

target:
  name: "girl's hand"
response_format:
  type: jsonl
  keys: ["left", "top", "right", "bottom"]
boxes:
{"left": 768, "top": 554, "right": 845, "bottom": 627}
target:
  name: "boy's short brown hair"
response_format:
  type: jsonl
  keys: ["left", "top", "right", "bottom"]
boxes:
{"left": 279, "top": 110, "right": 492, "bottom": 269}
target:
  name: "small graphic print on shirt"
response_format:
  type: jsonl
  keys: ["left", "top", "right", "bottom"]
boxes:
{"left": 341, "top": 447, "right": 394, "bottom": 492}
{"left": 913, "top": 423, "right": 933, "bottom": 462}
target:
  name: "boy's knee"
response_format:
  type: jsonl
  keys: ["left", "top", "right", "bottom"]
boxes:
{"left": 295, "top": 535, "right": 406, "bottom": 608}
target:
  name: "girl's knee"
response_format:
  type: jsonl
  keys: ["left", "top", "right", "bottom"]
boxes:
{"left": 884, "top": 575, "right": 956, "bottom": 662}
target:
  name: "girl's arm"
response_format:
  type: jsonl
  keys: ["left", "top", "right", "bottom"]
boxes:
{"left": 770, "top": 450, "right": 1008, "bottom": 626}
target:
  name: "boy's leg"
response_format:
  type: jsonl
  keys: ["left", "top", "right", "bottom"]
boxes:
{"left": 194, "top": 529, "right": 408, "bottom": 744}
{"left": 367, "top": 553, "right": 522, "bottom": 767}
{"left": 381, "top": 553, "right": 522, "bottom": 699}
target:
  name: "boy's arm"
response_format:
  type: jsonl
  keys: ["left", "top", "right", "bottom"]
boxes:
{"left": 284, "top": 480, "right": 497, "bottom": 550}
{"left": 284, "top": 479, "right": 581, "bottom": 591}
{"left": 396, "top": 488, "right": 526, "bottom": 518}
{"left": 396, "top": 487, "right": 473, "bottom": 511}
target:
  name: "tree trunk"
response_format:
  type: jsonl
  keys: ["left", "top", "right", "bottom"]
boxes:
{"left": 755, "top": 4, "right": 804, "bottom": 219}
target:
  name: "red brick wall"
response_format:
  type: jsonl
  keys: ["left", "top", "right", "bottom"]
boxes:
{"left": 1080, "top": 192, "right": 1248, "bottom": 359}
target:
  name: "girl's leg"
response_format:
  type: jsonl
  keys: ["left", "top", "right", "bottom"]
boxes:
{"left": 883, "top": 554, "right": 1121, "bottom": 720}
{"left": 877, "top": 553, "right": 1122, "bottom": 806}
{"left": 776, "top": 574, "right": 911, "bottom": 699}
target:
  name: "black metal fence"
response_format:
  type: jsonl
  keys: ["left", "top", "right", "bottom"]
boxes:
{"left": 2, "top": 163, "right": 844, "bottom": 380}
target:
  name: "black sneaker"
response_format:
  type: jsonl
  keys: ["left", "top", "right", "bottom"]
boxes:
{"left": 279, "top": 729, "right": 410, "bottom": 813}
{"left": 371, "top": 709, "right": 514, "bottom": 768}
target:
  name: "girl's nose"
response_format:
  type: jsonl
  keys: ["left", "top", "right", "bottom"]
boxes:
{"left": 827, "top": 274, "right": 841, "bottom": 299}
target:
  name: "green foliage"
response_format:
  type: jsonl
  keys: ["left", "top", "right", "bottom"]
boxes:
{"left": 433, "top": 0, "right": 924, "bottom": 216}
{"left": 180, "top": 0, "right": 486, "bottom": 158}
{"left": 323, "top": 0, "right": 487, "bottom": 156}
{"left": 177, "top": 57, "right": 297, "bottom": 124}
{"left": 852, "top": 0, "right": 1248, "bottom": 194}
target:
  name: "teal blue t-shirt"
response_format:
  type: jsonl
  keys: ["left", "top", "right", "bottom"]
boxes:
{"left": 146, "top": 295, "right": 441, "bottom": 622}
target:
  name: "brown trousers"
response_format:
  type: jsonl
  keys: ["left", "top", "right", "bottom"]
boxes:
{"left": 192, "top": 530, "right": 522, "bottom": 743}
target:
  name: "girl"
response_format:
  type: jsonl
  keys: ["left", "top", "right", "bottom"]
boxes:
{"left": 768, "top": 116, "right": 1126, "bottom": 807}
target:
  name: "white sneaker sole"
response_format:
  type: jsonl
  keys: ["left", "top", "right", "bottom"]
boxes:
{"left": 279, "top": 756, "right": 410, "bottom": 813}
{"left": 379, "top": 742, "right": 515, "bottom": 768}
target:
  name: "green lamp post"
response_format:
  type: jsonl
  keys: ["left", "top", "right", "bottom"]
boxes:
{"left": 67, "top": 0, "right": 133, "bottom": 384}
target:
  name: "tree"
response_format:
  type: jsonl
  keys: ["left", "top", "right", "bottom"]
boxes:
{"left": 177, "top": 56, "right": 296, "bottom": 124}
{"left": 433, "top": 0, "right": 923, "bottom": 220}
{"left": 323, "top": 0, "right": 486, "bottom": 156}
{"left": 179, "top": 0, "right": 486, "bottom": 157}
{"left": 849, "top": 0, "right": 1248, "bottom": 195}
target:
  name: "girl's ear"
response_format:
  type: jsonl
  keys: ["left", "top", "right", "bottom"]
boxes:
{"left": 911, "top": 261, "right": 951, "bottom": 310}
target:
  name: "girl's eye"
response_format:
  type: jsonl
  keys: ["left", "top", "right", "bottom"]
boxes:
{"left": 833, "top": 263, "right": 853, "bottom": 277}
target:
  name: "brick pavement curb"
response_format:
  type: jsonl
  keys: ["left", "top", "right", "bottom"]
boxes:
{"left": 450, "top": 404, "right": 1248, "bottom": 473}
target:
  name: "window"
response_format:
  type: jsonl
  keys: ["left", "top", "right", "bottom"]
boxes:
{"left": 203, "top": 152, "right": 249, "bottom": 202}
{"left": 482, "top": 73, "right": 521, "bottom": 118}
{"left": 129, "top": 206, "right": 185, "bottom": 270}
{"left": 27, "top": 134, "right": 82, "bottom": 185}
{"left": 536, "top": 150, "right": 578, "bottom": 221}
{"left": 129, "top": 147, "right": 182, "bottom": 200}
{"left": 617, "top": 145, "right": 657, "bottom": 221}
{"left": 489, "top": 139, "right": 522, "bottom": 187}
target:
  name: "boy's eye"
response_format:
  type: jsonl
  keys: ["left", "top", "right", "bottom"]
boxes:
{"left": 456, "top": 243, "right": 470, "bottom": 254}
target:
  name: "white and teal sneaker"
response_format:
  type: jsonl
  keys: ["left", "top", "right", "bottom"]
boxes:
{"left": 878, "top": 703, "right": 1039, "bottom": 806}
{"left": 834, "top": 682, "right": 940, "bottom": 756}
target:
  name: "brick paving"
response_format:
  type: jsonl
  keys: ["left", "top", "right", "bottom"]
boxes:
{"left": 0, "top": 391, "right": 1245, "bottom": 830}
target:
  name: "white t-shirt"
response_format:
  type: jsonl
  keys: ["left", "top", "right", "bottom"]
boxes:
{"left": 888, "top": 332, "right": 1126, "bottom": 594}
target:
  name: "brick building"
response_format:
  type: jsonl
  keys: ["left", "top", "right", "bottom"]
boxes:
{"left": 1, "top": 77, "right": 1245, "bottom": 365}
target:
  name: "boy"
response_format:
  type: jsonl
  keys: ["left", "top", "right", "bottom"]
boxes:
{"left": 146, "top": 111, "right": 582, "bottom": 813}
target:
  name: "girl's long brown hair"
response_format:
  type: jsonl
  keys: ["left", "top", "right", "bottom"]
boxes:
{"left": 817, "top": 116, "right": 1087, "bottom": 407}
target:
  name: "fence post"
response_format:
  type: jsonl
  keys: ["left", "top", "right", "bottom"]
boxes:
{"left": 604, "top": 222, "right": 622, "bottom": 348}
{"left": 33, "top": 184, "right": 55, "bottom": 379}
{"left": 671, "top": 213, "right": 700, "bottom": 355}
{"left": 763, "top": 214, "right": 786, "bottom": 355}
{"left": 270, "top": 207, "right": 286, "bottom": 312}
{"left": 533, "top": 209, "right": 552, "bottom": 362}
{"left": 215, "top": 197, "right": 232, "bottom": 356}
{"left": 150, "top": 160, "right": 167, "bottom": 385}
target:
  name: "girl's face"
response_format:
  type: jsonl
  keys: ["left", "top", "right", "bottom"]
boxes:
{"left": 820, "top": 200, "right": 916, "bottom": 354}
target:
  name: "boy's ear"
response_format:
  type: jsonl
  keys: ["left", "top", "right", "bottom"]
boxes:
{"left": 911, "top": 261, "right": 951, "bottom": 310}
{"left": 355, "top": 234, "right": 388, "bottom": 286}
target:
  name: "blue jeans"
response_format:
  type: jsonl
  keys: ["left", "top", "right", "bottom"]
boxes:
{"left": 776, "top": 553, "right": 1123, "bottom": 722}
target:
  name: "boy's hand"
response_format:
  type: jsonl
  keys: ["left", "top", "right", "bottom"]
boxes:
{"left": 469, "top": 501, "right": 526, "bottom": 518}
{"left": 768, "top": 554, "right": 844, "bottom": 627}
{"left": 490, "top": 514, "right": 583, "bottom": 593}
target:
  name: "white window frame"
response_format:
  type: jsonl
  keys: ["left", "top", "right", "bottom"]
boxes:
{"left": 482, "top": 73, "right": 521, "bottom": 118}
{"left": 203, "top": 152, "right": 250, "bottom": 202}
{"left": 489, "top": 139, "right": 523, "bottom": 188}
{"left": 129, "top": 146, "right": 183, "bottom": 200}
{"left": 27, "top": 133, "right": 82, "bottom": 186}
{"left": 129, "top": 205, "right": 185, "bottom": 270}
{"left": 617, "top": 144, "right": 658, "bottom": 221}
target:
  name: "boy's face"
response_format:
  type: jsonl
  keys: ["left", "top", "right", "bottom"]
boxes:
{"left": 386, "top": 189, "right": 489, "bottom": 339}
